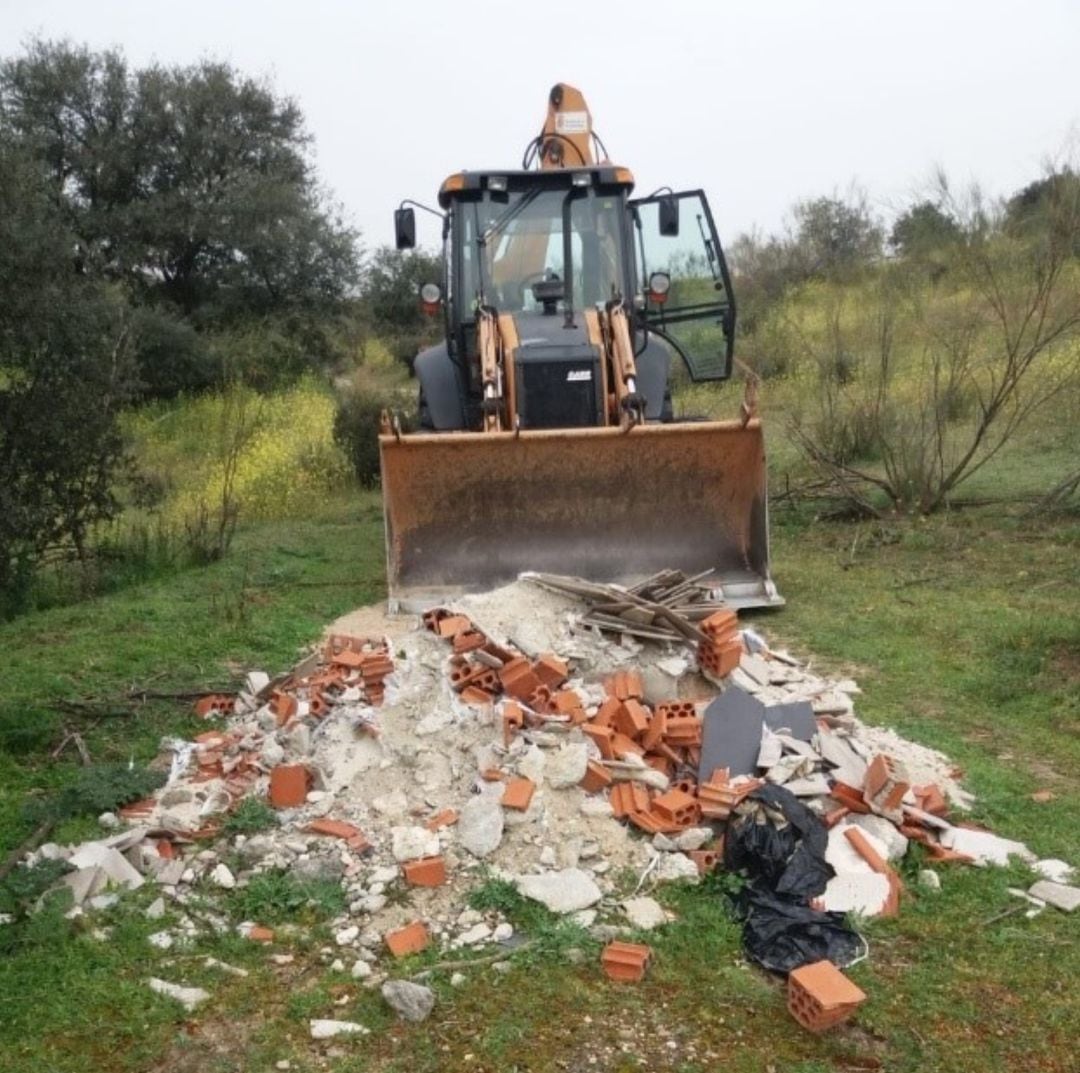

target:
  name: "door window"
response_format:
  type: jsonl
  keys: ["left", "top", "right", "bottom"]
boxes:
{"left": 632, "top": 190, "right": 735, "bottom": 381}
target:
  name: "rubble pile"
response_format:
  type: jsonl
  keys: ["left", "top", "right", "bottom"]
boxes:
{"left": 16, "top": 577, "right": 1077, "bottom": 1034}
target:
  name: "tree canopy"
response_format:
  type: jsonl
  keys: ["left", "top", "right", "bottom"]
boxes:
{"left": 0, "top": 39, "right": 361, "bottom": 395}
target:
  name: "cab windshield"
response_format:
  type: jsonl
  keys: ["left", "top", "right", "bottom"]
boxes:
{"left": 458, "top": 187, "right": 624, "bottom": 316}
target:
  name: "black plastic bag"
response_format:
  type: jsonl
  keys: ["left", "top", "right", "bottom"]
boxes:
{"left": 722, "top": 783, "right": 864, "bottom": 972}
{"left": 723, "top": 783, "right": 832, "bottom": 900}
{"left": 731, "top": 883, "right": 865, "bottom": 973}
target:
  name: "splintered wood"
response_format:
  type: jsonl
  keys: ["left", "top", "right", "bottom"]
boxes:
{"left": 522, "top": 569, "right": 729, "bottom": 644}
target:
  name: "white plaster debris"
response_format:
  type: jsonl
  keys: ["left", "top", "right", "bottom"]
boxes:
{"left": 14, "top": 576, "right": 1071, "bottom": 991}
{"left": 309, "top": 1019, "right": 370, "bottom": 1040}
{"left": 148, "top": 978, "right": 211, "bottom": 1012}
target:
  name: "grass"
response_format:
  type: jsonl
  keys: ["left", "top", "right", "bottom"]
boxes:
{"left": 1, "top": 447, "right": 1078, "bottom": 1070}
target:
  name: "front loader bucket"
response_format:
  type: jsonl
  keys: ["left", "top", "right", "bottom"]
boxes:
{"left": 378, "top": 419, "right": 783, "bottom": 612}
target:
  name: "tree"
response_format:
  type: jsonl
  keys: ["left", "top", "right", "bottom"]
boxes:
{"left": 889, "top": 201, "right": 962, "bottom": 258}
{"left": 785, "top": 174, "right": 1080, "bottom": 515}
{"left": 358, "top": 247, "right": 444, "bottom": 369}
{"left": 0, "top": 142, "right": 136, "bottom": 610}
{"left": 0, "top": 39, "right": 361, "bottom": 395}
{"left": 791, "top": 193, "right": 883, "bottom": 277}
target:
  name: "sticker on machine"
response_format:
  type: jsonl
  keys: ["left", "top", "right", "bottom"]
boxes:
{"left": 555, "top": 111, "right": 589, "bottom": 134}
{"left": 566, "top": 369, "right": 593, "bottom": 382}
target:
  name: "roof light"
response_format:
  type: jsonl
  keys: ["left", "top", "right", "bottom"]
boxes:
{"left": 488, "top": 175, "right": 508, "bottom": 192}
{"left": 571, "top": 171, "right": 592, "bottom": 187}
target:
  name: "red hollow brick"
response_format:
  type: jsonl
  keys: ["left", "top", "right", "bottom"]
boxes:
{"left": 601, "top": 941, "right": 652, "bottom": 982}
{"left": 787, "top": 960, "right": 866, "bottom": 1033}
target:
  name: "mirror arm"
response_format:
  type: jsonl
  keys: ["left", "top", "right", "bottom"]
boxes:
{"left": 398, "top": 198, "right": 446, "bottom": 222}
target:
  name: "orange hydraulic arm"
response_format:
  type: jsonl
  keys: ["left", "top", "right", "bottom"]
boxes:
{"left": 538, "top": 83, "right": 596, "bottom": 170}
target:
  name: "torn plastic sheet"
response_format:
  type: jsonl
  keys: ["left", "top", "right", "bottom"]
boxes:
{"left": 723, "top": 783, "right": 865, "bottom": 972}
{"left": 732, "top": 884, "right": 867, "bottom": 973}
{"left": 724, "top": 784, "right": 833, "bottom": 899}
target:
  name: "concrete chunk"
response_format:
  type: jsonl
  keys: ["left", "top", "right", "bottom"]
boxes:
{"left": 1028, "top": 880, "right": 1080, "bottom": 912}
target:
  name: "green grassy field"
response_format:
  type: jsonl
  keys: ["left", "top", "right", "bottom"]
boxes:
{"left": 1, "top": 474, "right": 1077, "bottom": 1072}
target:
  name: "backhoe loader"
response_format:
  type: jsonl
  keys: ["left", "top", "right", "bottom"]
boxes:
{"left": 381, "top": 84, "right": 782, "bottom": 611}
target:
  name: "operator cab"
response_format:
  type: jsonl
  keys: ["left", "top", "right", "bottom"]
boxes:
{"left": 394, "top": 167, "right": 738, "bottom": 430}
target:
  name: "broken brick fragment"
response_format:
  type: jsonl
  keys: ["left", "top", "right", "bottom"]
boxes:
{"left": 403, "top": 856, "right": 447, "bottom": 887}
{"left": 268, "top": 764, "right": 309, "bottom": 808}
{"left": 604, "top": 670, "right": 643, "bottom": 702}
{"left": 614, "top": 699, "right": 650, "bottom": 739}
{"left": 501, "top": 776, "right": 536, "bottom": 812}
{"left": 601, "top": 941, "right": 652, "bottom": 982}
{"left": 579, "top": 761, "right": 613, "bottom": 794}
{"left": 436, "top": 614, "right": 472, "bottom": 638}
{"left": 385, "top": 921, "right": 430, "bottom": 958}
{"left": 689, "top": 849, "right": 721, "bottom": 874}
{"left": 610, "top": 732, "right": 645, "bottom": 760}
{"left": 863, "top": 754, "right": 910, "bottom": 814}
{"left": 592, "top": 696, "right": 621, "bottom": 727}
{"left": 422, "top": 607, "right": 451, "bottom": 633}
{"left": 502, "top": 701, "right": 525, "bottom": 745}
{"left": 271, "top": 690, "right": 298, "bottom": 726}
{"left": 533, "top": 653, "right": 569, "bottom": 689}
{"left": 582, "top": 723, "right": 616, "bottom": 759}
{"left": 453, "top": 630, "right": 487, "bottom": 655}
{"left": 787, "top": 960, "right": 866, "bottom": 1033}
{"left": 247, "top": 925, "right": 275, "bottom": 943}
{"left": 306, "top": 818, "right": 367, "bottom": 845}
{"left": 425, "top": 808, "right": 459, "bottom": 831}
{"left": 610, "top": 782, "right": 651, "bottom": 819}
{"left": 913, "top": 783, "right": 949, "bottom": 818}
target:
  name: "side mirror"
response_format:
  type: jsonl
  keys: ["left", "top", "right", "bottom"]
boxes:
{"left": 659, "top": 195, "right": 680, "bottom": 237}
{"left": 394, "top": 207, "right": 416, "bottom": 250}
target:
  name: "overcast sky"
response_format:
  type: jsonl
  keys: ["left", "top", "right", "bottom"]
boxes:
{"left": 2, "top": 0, "right": 1078, "bottom": 252}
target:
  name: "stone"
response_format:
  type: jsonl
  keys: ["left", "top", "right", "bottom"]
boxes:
{"left": 652, "top": 833, "right": 678, "bottom": 852}
{"left": 309, "top": 1019, "right": 369, "bottom": 1040}
{"left": 546, "top": 742, "right": 589, "bottom": 789}
{"left": 335, "top": 925, "right": 360, "bottom": 946}
{"left": 391, "top": 825, "right": 440, "bottom": 863}
{"left": 1028, "top": 880, "right": 1080, "bottom": 913}
{"left": 382, "top": 980, "right": 435, "bottom": 1022}
{"left": 98, "top": 812, "right": 120, "bottom": 829}
{"left": 371, "top": 790, "right": 409, "bottom": 817}
{"left": 518, "top": 744, "right": 546, "bottom": 785}
{"left": 351, "top": 959, "right": 372, "bottom": 979}
{"left": 654, "top": 853, "right": 700, "bottom": 884}
{"left": 456, "top": 923, "right": 492, "bottom": 946}
{"left": 515, "top": 868, "right": 601, "bottom": 914}
{"left": 492, "top": 922, "right": 513, "bottom": 942}
{"left": 450, "top": 972, "right": 467, "bottom": 987}
{"left": 210, "top": 863, "right": 236, "bottom": 889}
{"left": 918, "top": 869, "right": 941, "bottom": 891}
{"left": 456, "top": 908, "right": 483, "bottom": 927}
{"left": 148, "top": 977, "right": 210, "bottom": 1012}
{"left": 674, "top": 827, "right": 713, "bottom": 852}
{"left": 622, "top": 896, "right": 666, "bottom": 930}
{"left": 491, "top": 960, "right": 512, "bottom": 974}
{"left": 148, "top": 931, "right": 174, "bottom": 949}
{"left": 457, "top": 796, "right": 505, "bottom": 858}
{"left": 145, "top": 897, "right": 167, "bottom": 920}
{"left": 539, "top": 846, "right": 557, "bottom": 867}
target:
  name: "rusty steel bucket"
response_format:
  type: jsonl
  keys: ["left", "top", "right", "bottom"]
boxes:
{"left": 378, "top": 419, "right": 783, "bottom": 612}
